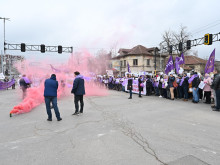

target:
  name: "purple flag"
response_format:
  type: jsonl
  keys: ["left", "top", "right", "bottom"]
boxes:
{"left": 205, "top": 49, "right": 215, "bottom": 74}
{"left": 127, "top": 62, "right": 131, "bottom": 73}
{"left": 175, "top": 53, "right": 185, "bottom": 74}
{"left": 175, "top": 57, "right": 180, "bottom": 74}
{"left": 165, "top": 56, "right": 174, "bottom": 74}
{"left": 50, "top": 64, "right": 61, "bottom": 73}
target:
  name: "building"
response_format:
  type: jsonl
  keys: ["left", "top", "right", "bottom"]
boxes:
{"left": 111, "top": 45, "right": 168, "bottom": 76}
{"left": 0, "top": 54, "right": 24, "bottom": 76}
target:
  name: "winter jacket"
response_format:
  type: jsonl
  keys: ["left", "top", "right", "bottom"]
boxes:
{"left": 182, "top": 77, "right": 189, "bottom": 87}
{"left": 71, "top": 75, "right": 85, "bottom": 95}
{"left": 127, "top": 79, "right": 133, "bottom": 90}
{"left": 138, "top": 78, "right": 143, "bottom": 91}
{"left": 192, "top": 76, "right": 200, "bottom": 88}
{"left": 44, "top": 75, "right": 58, "bottom": 97}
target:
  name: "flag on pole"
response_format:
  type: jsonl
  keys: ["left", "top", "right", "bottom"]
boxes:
{"left": 127, "top": 62, "right": 131, "bottom": 73}
{"left": 175, "top": 53, "right": 185, "bottom": 74}
{"left": 205, "top": 49, "right": 215, "bottom": 74}
{"left": 165, "top": 55, "right": 174, "bottom": 74}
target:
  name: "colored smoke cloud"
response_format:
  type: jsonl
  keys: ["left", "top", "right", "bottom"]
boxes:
{"left": 10, "top": 50, "right": 108, "bottom": 115}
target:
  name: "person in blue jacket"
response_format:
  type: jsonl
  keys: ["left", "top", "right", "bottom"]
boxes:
{"left": 44, "top": 74, "right": 62, "bottom": 121}
{"left": 71, "top": 71, "right": 85, "bottom": 115}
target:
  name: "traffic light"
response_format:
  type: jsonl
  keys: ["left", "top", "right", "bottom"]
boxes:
{"left": 204, "top": 33, "right": 213, "bottom": 45}
{"left": 186, "top": 40, "right": 191, "bottom": 50}
{"left": 169, "top": 45, "right": 173, "bottom": 54}
{"left": 41, "top": 44, "right": 45, "bottom": 53}
{"left": 178, "top": 42, "right": 183, "bottom": 52}
{"left": 21, "top": 43, "right": 26, "bottom": 52}
{"left": 154, "top": 70, "right": 157, "bottom": 75}
{"left": 58, "top": 45, "right": 62, "bottom": 54}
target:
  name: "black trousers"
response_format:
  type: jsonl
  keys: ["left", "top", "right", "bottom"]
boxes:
{"left": 204, "top": 91, "right": 211, "bottom": 103}
{"left": 74, "top": 95, "right": 84, "bottom": 113}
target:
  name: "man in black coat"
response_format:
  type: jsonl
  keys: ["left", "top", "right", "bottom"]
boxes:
{"left": 71, "top": 71, "right": 85, "bottom": 115}
{"left": 127, "top": 74, "right": 133, "bottom": 99}
{"left": 212, "top": 72, "right": 220, "bottom": 111}
{"left": 44, "top": 74, "right": 62, "bottom": 121}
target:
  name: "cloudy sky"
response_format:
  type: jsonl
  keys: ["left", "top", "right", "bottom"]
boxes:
{"left": 0, "top": 0, "right": 220, "bottom": 62}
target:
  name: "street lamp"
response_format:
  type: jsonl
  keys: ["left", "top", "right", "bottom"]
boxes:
{"left": 0, "top": 17, "right": 10, "bottom": 75}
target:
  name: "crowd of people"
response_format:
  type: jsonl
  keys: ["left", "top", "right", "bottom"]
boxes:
{"left": 95, "top": 70, "right": 220, "bottom": 111}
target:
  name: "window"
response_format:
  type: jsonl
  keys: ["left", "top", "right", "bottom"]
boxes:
{"left": 124, "top": 60, "right": 126, "bottom": 67}
{"left": 120, "top": 61, "right": 123, "bottom": 67}
{"left": 133, "top": 59, "right": 138, "bottom": 66}
{"left": 147, "top": 59, "right": 150, "bottom": 66}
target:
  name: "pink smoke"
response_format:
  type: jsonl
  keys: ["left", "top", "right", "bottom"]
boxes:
{"left": 10, "top": 50, "right": 108, "bottom": 115}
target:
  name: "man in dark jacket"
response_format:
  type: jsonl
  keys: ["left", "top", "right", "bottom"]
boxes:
{"left": 44, "top": 74, "right": 62, "bottom": 121}
{"left": 212, "top": 72, "right": 220, "bottom": 111}
{"left": 181, "top": 73, "right": 189, "bottom": 101}
{"left": 192, "top": 72, "right": 200, "bottom": 103}
{"left": 127, "top": 74, "right": 133, "bottom": 99}
{"left": 71, "top": 71, "right": 85, "bottom": 115}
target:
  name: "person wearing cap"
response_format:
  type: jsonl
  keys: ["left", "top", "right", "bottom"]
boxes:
{"left": 44, "top": 74, "right": 62, "bottom": 121}
{"left": 71, "top": 71, "right": 85, "bottom": 115}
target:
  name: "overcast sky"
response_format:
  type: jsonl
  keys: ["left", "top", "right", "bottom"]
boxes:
{"left": 0, "top": 0, "right": 220, "bottom": 62}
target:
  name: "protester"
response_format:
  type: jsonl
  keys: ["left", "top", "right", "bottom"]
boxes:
{"left": 11, "top": 76, "right": 16, "bottom": 89}
{"left": 146, "top": 75, "right": 152, "bottom": 96}
{"left": 181, "top": 73, "right": 189, "bottom": 101}
{"left": 212, "top": 72, "right": 220, "bottom": 111}
{"left": 71, "top": 71, "right": 85, "bottom": 115}
{"left": 127, "top": 74, "right": 133, "bottom": 99}
{"left": 203, "top": 73, "right": 212, "bottom": 104}
{"left": 138, "top": 75, "right": 143, "bottom": 97}
{"left": 44, "top": 74, "right": 62, "bottom": 121}
{"left": 168, "top": 73, "right": 175, "bottom": 100}
{"left": 19, "top": 75, "right": 30, "bottom": 99}
{"left": 177, "top": 75, "right": 183, "bottom": 99}
{"left": 191, "top": 72, "right": 200, "bottom": 103}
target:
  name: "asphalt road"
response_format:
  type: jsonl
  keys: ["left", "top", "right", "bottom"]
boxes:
{"left": 0, "top": 89, "right": 220, "bottom": 165}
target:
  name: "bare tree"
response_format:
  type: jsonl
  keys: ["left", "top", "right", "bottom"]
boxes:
{"left": 161, "top": 25, "right": 191, "bottom": 55}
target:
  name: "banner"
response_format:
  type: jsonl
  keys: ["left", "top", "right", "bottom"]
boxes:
{"left": 106, "top": 70, "right": 113, "bottom": 76}
{"left": 205, "top": 49, "right": 215, "bottom": 74}
{"left": 0, "top": 73, "right": 5, "bottom": 80}
{"left": 0, "top": 79, "right": 15, "bottom": 90}
{"left": 124, "top": 79, "right": 146, "bottom": 95}
{"left": 165, "top": 55, "right": 174, "bottom": 74}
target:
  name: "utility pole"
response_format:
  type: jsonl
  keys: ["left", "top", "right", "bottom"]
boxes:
{"left": 0, "top": 17, "right": 10, "bottom": 76}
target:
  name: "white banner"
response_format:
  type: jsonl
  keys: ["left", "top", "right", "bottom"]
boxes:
{"left": 124, "top": 79, "right": 146, "bottom": 95}
{"left": 0, "top": 73, "right": 5, "bottom": 80}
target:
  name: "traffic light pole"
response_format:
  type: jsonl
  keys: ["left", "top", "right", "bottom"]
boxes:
{"left": 0, "top": 17, "right": 10, "bottom": 75}
{"left": 5, "top": 43, "right": 73, "bottom": 53}
{"left": 161, "top": 32, "right": 220, "bottom": 53}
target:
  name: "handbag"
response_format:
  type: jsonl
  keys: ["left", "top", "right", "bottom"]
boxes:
{"left": 173, "top": 81, "right": 178, "bottom": 88}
